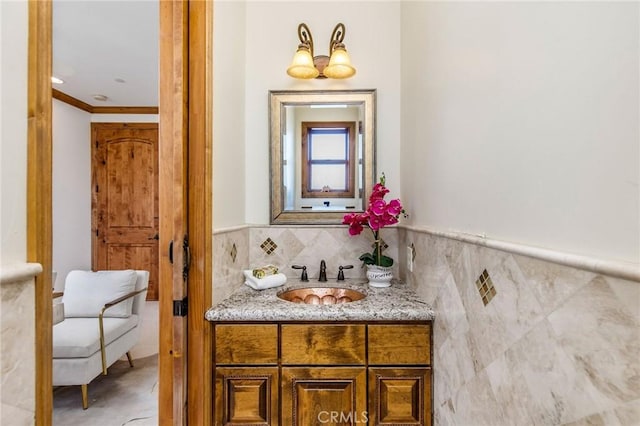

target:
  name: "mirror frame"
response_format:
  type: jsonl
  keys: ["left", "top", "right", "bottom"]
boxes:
{"left": 269, "top": 89, "right": 377, "bottom": 224}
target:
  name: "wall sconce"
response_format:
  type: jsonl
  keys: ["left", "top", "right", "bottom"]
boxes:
{"left": 287, "top": 23, "right": 356, "bottom": 80}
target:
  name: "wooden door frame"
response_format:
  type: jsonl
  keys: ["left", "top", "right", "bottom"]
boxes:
{"left": 28, "top": 1, "right": 53, "bottom": 424}
{"left": 186, "top": 1, "right": 213, "bottom": 424}
{"left": 29, "top": 1, "right": 212, "bottom": 424}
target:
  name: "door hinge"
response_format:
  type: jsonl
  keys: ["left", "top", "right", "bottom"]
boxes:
{"left": 173, "top": 297, "right": 188, "bottom": 317}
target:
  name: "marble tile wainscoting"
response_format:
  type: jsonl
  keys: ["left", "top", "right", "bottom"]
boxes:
{"left": 1, "top": 262, "right": 42, "bottom": 425}
{"left": 249, "top": 225, "right": 399, "bottom": 282}
{"left": 398, "top": 227, "right": 640, "bottom": 426}
{"left": 213, "top": 226, "right": 250, "bottom": 304}
{"left": 213, "top": 225, "right": 400, "bottom": 297}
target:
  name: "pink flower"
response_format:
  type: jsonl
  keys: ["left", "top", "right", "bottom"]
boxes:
{"left": 348, "top": 223, "right": 364, "bottom": 235}
{"left": 368, "top": 214, "right": 383, "bottom": 231}
{"left": 369, "top": 183, "right": 389, "bottom": 201}
{"left": 386, "top": 199, "right": 402, "bottom": 216}
{"left": 342, "top": 173, "right": 406, "bottom": 266}
{"left": 380, "top": 213, "right": 398, "bottom": 227}
{"left": 369, "top": 199, "right": 387, "bottom": 216}
{"left": 342, "top": 213, "right": 358, "bottom": 225}
{"left": 342, "top": 212, "right": 367, "bottom": 235}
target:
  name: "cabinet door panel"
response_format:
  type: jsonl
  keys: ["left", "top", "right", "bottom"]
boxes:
{"left": 368, "top": 324, "right": 431, "bottom": 365}
{"left": 281, "top": 324, "right": 365, "bottom": 365}
{"left": 282, "top": 367, "right": 367, "bottom": 426}
{"left": 215, "top": 367, "right": 279, "bottom": 425}
{"left": 368, "top": 367, "right": 432, "bottom": 426}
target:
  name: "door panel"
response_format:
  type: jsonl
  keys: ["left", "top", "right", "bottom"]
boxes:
{"left": 368, "top": 367, "right": 432, "bottom": 426}
{"left": 215, "top": 367, "right": 279, "bottom": 425}
{"left": 281, "top": 367, "right": 367, "bottom": 426}
{"left": 92, "top": 122, "right": 159, "bottom": 300}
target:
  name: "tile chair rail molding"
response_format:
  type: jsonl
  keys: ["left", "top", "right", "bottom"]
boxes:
{"left": 52, "top": 269, "right": 149, "bottom": 409}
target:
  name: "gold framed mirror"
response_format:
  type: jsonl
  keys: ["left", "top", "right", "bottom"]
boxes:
{"left": 269, "top": 89, "right": 376, "bottom": 224}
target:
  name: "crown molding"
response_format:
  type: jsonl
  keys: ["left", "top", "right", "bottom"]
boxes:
{"left": 52, "top": 89, "right": 158, "bottom": 114}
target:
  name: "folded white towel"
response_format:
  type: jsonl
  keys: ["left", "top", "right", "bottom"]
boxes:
{"left": 243, "top": 270, "right": 287, "bottom": 290}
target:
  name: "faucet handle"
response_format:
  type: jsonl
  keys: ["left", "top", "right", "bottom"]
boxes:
{"left": 337, "top": 265, "right": 354, "bottom": 281}
{"left": 291, "top": 265, "right": 308, "bottom": 282}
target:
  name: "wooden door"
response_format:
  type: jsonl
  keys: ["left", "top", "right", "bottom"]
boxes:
{"left": 92, "top": 122, "right": 159, "bottom": 300}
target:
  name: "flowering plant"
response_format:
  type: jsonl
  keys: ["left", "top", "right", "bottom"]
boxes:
{"left": 342, "top": 173, "right": 405, "bottom": 267}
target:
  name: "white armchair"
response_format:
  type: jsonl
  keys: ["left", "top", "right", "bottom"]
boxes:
{"left": 52, "top": 270, "right": 149, "bottom": 409}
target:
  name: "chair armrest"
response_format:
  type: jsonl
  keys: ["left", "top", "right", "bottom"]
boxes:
{"left": 101, "top": 287, "right": 148, "bottom": 314}
{"left": 97, "top": 287, "right": 147, "bottom": 375}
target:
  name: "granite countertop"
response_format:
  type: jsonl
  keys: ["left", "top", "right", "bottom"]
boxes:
{"left": 205, "top": 279, "right": 435, "bottom": 322}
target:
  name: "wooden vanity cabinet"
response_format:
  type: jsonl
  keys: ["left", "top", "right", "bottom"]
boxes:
{"left": 214, "top": 324, "right": 279, "bottom": 425}
{"left": 213, "top": 322, "right": 432, "bottom": 426}
{"left": 368, "top": 324, "right": 432, "bottom": 426}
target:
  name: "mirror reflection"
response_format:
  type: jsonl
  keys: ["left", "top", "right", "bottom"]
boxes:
{"left": 270, "top": 90, "right": 376, "bottom": 224}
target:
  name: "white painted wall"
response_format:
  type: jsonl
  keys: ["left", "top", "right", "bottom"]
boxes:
{"left": 52, "top": 100, "right": 92, "bottom": 290}
{"left": 213, "top": 0, "right": 247, "bottom": 228}
{"left": 0, "top": 0, "right": 28, "bottom": 266}
{"left": 400, "top": 2, "right": 639, "bottom": 264}
{"left": 242, "top": 1, "right": 402, "bottom": 224}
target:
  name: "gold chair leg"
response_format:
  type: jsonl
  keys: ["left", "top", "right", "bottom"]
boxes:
{"left": 126, "top": 351, "right": 134, "bottom": 367}
{"left": 81, "top": 384, "right": 88, "bottom": 410}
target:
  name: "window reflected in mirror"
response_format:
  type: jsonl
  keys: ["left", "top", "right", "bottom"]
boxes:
{"left": 301, "top": 121, "right": 357, "bottom": 202}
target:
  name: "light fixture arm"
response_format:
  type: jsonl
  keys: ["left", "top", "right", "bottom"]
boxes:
{"left": 297, "top": 23, "right": 315, "bottom": 58}
{"left": 329, "top": 23, "right": 346, "bottom": 53}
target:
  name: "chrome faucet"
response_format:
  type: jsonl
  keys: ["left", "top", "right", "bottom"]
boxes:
{"left": 319, "top": 260, "right": 327, "bottom": 282}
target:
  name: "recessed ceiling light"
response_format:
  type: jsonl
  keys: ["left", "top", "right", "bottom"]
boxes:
{"left": 92, "top": 94, "right": 109, "bottom": 102}
{"left": 114, "top": 78, "right": 126, "bottom": 83}
{"left": 51, "top": 76, "right": 64, "bottom": 84}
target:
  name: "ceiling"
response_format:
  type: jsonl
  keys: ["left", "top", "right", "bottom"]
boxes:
{"left": 53, "top": 1, "right": 159, "bottom": 107}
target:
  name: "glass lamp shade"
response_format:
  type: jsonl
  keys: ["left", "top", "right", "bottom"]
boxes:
{"left": 323, "top": 46, "right": 356, "bottom": 79}
{"left": 286, "top": 47, "right": 320, "bottom": 79}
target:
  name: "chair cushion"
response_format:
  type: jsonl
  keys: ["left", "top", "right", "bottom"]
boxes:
{"left": 63, "top": 270, "right": 137, "bottom": 318}
{"left": 52, "top": 315, "right": 139, "bottom": 358}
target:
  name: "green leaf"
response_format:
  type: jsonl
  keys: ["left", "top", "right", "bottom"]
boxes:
{"left": 358, "top": 253, "right": 376, "bottom": 265}
{"left": 378, "top": 255, "right": 394, "bottom": 267}
{"left": 359, "top": 252, "right": 394, "bottom": 267}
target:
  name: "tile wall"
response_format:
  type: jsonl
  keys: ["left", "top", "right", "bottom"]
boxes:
{"left": 399, "top": 228, "right": 640, "bottom": 426}
{"left": 212, "top": 224, "right": 639, "bottom": 425}
{"left": 213, "top": 226, "right": 399, "bottom": 292}
{"left": 1, "top": 264, "right": 40, "bottom": 425}
{"left": 212, "top": 227, "right": 250, "bottom": 304}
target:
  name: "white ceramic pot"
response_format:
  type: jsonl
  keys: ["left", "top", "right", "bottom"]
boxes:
{"left": 366, "top": 264, "right": 393, "bottom": 288}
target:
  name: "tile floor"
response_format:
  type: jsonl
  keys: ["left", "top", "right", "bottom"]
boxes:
{"left": 53, "top": 354, "right": 158, "bottom": 426}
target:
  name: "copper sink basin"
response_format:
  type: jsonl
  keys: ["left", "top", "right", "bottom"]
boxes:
{"left": 278, "top": 287, "right": 366, "bottom": 305}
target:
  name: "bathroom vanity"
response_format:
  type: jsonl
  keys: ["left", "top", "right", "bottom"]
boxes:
{"left": 206, "top": 280, "right": 435, "bottom": 425}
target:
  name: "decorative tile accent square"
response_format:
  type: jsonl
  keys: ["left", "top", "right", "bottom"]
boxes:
{"left": 229, "top": 243, "right": 237, "bottom": 263}
{"left": 260, "top": 238, "right": 278, "bottom": 255}
{"left": 475, "top": 269, "right": 497, "bottom": 306}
